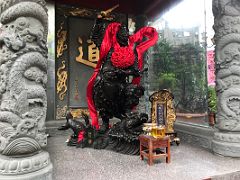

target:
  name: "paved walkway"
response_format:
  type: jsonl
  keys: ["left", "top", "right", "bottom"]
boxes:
{"left": 45, "top": 128, "right": 240, "bottom": 180}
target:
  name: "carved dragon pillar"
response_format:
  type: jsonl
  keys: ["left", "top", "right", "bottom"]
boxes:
{"left": 0, "top": 0, "right": 52, "bottom": 179}
{"left": 212, "top": 0, "right": 240, "bottom": 157}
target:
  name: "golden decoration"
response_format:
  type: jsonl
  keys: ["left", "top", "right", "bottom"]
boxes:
{"left": 149, "top": 90, "right": 176, "bottom": 133}
{"left": 69, "top": 108, "right": 89, "bottom": 119}
{"left": 56, "top": 105, "right": 68, "bottom": 119}
{"left": 68, "top": 8, "right": 93, "bottom": 17}
{"left": 57, "top": 22, "right": 67, "bottom": 58}
{"left": 76, "top": 37, "right": 99, "bottom": 68}
{"left": 57, "top": 61, "right": 68, "bottom": 100}
{"left": 57, "top": 7, "right": 94, "bottom": 18}
{"left": 99, "top": 4, "right": 119, "bottom": 20}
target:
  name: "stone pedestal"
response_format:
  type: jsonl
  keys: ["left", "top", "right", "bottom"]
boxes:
{"left": 0, "top": 152, "right": 52, "bottom": 180}
{"left": 0, "top": 0, "right": 52, "bottom": 178}
{"left": 212, "top": 0, "right": 240, "bottom": 157}
{"left": 212, "top": 132, "right": 240, "bottom": 157}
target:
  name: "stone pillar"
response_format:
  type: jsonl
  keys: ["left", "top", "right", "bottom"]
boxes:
{"left": 0, "top": 0, "right": 52, "bottom": 179}
{"left": 212, "top": 0, "right": 240, "bottom": 157}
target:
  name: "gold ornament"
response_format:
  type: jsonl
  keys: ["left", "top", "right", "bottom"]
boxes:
{"left": 68, "top": 8, "right": 93, "bottom": 17}
{"left": 76, "top": 37, "right": 99, "bottom": 68}
{"left": 99, "top": 4, "right": 119, "bottom": 20}
{"left": 149, "top": 90, "right": 176, "bottom": 133}
{"left": 57, "top": 61, "right": 68, "bottom": 100}
{"left": 57, "top": 22, "right": 67, "bottom": 58}
{"left": 56, "top": 105, "right": 68, "bottom": 119}
{"left": 69, "top": 108, "right": 89, "bottom": 119}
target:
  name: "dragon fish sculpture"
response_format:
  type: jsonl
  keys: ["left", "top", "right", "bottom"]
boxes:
{"left": 61, "top": 111, "right": 149, "bottom": 155}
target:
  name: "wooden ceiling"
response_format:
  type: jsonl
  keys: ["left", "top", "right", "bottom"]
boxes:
{"left": 50, "top": 0, "right": 181, "bottom": 20}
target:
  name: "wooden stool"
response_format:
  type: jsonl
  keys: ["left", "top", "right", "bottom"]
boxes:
{"left": 139, "top": 135, "right": 170, "bottom": 165}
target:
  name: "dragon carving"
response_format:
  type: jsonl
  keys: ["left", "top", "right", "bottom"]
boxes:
{"left": 0, "top": 0, "right": 52, "bottom": 177}
{"left": 57, "top": 60, "right": 68, "bottom": 100}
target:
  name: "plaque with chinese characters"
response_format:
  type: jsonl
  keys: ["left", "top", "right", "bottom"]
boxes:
{"left": 156, "top": 103, "right": 166, "bottom": 126}
{"left": 68, "top": 17, "right": 96, "bottom": 107}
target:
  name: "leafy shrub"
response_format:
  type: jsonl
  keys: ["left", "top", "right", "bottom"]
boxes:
{"left": 208, "top": 86, "right": 217, "bottom": 113}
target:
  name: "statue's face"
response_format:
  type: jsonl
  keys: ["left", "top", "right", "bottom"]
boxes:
{"left": 117, "top": 25, "right": 129, "bottom": 47}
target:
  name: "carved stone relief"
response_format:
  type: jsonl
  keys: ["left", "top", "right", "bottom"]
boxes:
{"left": 213, "top": 0, "right": 240, "bottom": 157}
{"left": 0, "top": 0, "right": 52, "bottom": 178}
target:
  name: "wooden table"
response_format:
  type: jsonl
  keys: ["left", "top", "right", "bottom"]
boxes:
{"left": 139, "top": 135, "right": 170, "bottom": 165}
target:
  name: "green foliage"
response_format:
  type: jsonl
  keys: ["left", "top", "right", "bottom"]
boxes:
{"left": 158, "top": 73, "right": 176, "bottom": 90}
{"left": 151, "top": 40, "right": 208, "bottom": 113}
{"left": 208, "top": 86, "right": 217, "bottom": 113}
{"left": 152, "top": 39, "right": 175, "bottom": 74}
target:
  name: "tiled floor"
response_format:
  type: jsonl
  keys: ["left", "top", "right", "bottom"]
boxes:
{"left": 46, "top": 128, "right": 240, "bottom": 180}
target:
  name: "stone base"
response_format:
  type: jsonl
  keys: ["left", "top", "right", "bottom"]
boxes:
{"left": 212, "top": 132, "right": 240, "bottom": 157}
{"left": 0, "top": 151, "right": 53, "bottom": 180}
{"left": 174, "top": 121, "right": 214, "bottom": 150}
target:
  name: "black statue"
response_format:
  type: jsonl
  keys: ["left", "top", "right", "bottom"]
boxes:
{"left": 59, "top": 112, "right": 94, "bottom": 148}
{"left": 92, "top": 51, "right": 146, "bottom": 132}
{"left": 94, "top": 112, "right": 148, "bottom": 154}
{"left": 88, "top": 17, "right": 152, "bottom": 132}
{"left": 60, "top": 12, "right": 158, "bottom": 155}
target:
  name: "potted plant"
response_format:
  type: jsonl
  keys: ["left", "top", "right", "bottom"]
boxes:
{"left": 208, "top": 86, "right": 217, "bottom": 126}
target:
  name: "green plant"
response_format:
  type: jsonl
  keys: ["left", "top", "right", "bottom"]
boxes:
{"left": 208, "top": 86, "right": 217, "bottom": 113}
{"left": 158, "top": 73, "right": 176, "bottom": 90}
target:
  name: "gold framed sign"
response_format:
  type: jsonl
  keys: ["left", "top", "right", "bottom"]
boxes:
{"left": 149, "top": 89, "right": 176, "bottom": 133}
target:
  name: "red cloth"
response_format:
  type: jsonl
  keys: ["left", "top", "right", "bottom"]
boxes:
{"left": 87, "top": 23, "right": 121, "bottom": 129}
{"left": 77, "top": 131, "right": 84, "bottom": 142}
{"left": 111, "top": 46, "right": 135, "bottom": 68}
{"left": 129, "top": 27, "right": 159, "bottom": 84}
{"left": 87, "top": 23, "right": 158, "bottom": 128}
